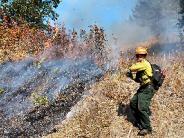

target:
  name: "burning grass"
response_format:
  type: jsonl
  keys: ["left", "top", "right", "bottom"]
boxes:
{"left": 0, "top": 22, "right": 111, "bottom": 137}
{"left": 1, "top": 19, "right": 183, "bottom": 137}
{"left": 0, "top": 23, "right": 109, "bottom": 70}
{"left": 45, "top": 52, "right": 184, "bottom": 138}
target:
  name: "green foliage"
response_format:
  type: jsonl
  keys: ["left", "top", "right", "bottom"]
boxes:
{"left": 0, "top": 0, "right": 61, "bottom": 28}
{"left": 133, "top": 0, "right": 179, "bottom": 36}
{"left": 179, "top": 0, "right": 184, "bottom": 29}
{"left": 178, "top": 0, "right": 184, "bottom": 43}
{"left": 133, "top": 0, "right": 163, "bottom": 36}
{"left": 0, "top": 88, "right": 4, "bottom": 95}
{"left": 31, "top": 93, "right": 49, "bottom": 106}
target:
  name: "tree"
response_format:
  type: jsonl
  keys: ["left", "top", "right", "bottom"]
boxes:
{"left": 0, "top": 0, "right": 61, "bottom": 28}
{"left": 133, "top": 0, "right": 179, "bottom": 36}
{"left": 178, "top": 0, "right": 184, "bottom": 44}
{"left": 133, "top": 0, "right": 163, "bottom": 36}
{"left": 179, "top": 0, "right": 184, "bottom": 30}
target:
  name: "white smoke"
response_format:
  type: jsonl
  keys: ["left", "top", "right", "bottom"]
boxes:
{"left": 107, "top": 0, "right": 180, "bottom": 62}
{"left": 58, "top": 0, "right": 133, "bottom": 29}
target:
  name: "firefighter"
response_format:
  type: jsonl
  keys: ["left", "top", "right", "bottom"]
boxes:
{"left": 126, "top": 46, "right": 155, "bottom": 136}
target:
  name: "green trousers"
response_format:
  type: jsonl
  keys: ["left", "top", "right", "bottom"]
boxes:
{"left": 130, "top": 84, "right": 155, "bottom": 131}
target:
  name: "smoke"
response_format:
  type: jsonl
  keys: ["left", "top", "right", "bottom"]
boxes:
{"left": 0, "top": 0, "right": 181, "bottom": 118}
{"left": 132, "top": 0, "right": 180, "bottom": 39}
{"left": 60, "top": 0, "right": 179, "bottom": 42}
{"left": 107, "top": 0, "right": 181, "bottom": 62}
{"left": 59, "top": 0, "right": 180, "bottom": 64}
{"left": 109, "top": 21, "right": 152, "bottom": 46}
{"left": 58, "top": 0, "right": 134, "bottom": 29}
{"left": 0, "top": 57, "right": 103, "bottom": 118}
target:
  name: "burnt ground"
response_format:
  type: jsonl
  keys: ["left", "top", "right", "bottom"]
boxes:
{"left": 0, "top": 58, "right": 104, "bottom": 138}
{"left": 0, "top": 84, "right": 83, "bottom": 137}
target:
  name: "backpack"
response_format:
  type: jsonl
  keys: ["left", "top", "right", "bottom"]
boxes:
{"left": 150, "top": 64, "right": 165, "bottom": 90}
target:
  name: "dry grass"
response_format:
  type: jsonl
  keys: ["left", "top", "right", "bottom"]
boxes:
{"left": 45, "top": 52, "right": 184, "bottom": 138}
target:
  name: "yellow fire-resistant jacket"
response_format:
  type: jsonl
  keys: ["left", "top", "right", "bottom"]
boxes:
{"left": 129, "top": 59, "right": 153, "bottom": 86}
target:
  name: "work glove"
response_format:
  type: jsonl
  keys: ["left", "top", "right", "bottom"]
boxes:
{"left": 126, "top": 70, "right": 132, "bottom": 78}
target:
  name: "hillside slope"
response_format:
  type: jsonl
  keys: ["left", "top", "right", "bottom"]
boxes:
{"left": 45, "top": 53, "right": 184, "bottom": 138}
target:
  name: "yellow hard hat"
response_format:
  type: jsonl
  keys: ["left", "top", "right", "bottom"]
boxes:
{"left": 135, "top": 46, "right": 148, "bottom": 55}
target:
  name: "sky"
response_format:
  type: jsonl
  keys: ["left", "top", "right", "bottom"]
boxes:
{"left": 56, "top": 0, "right": 137, "bottom": 32}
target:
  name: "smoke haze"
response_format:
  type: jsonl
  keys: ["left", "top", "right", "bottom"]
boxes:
{"left": 57, "top": 0, "right": 180, "bottom": 60}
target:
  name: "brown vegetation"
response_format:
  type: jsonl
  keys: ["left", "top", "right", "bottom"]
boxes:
{"left": 0, "top": 23, "right": 108, "bottom": 70}
{"left": 0, "top": 20, "right": 183, "bottom": 138}
{"left": 45, "top": 52, "right": 184, "bottom": 138}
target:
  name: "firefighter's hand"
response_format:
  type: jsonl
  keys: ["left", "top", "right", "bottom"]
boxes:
{"left": 126, "top": 71, "right": 132, "bottom": 78}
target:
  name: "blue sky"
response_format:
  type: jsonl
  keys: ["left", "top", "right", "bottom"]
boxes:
{"left": 56, "top": 0, "right": 137, "bottom": 32}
